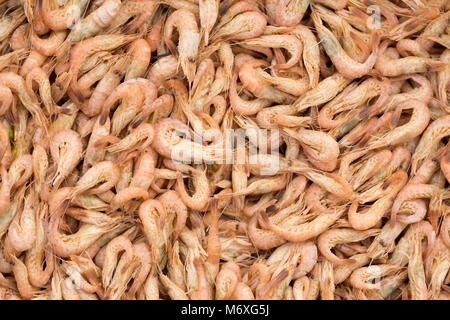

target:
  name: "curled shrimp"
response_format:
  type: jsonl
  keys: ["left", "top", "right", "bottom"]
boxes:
{"left": 164, "top": 9, "right": 200, "bottom": 84}
{"left": 317, "top": 228, "right": 380, "bottom": 265}
{"left": 311, "top": 10, "right": 379, "bottom": 79}
{"left": 49, "top": 129, "right": 83, "bottom": 189}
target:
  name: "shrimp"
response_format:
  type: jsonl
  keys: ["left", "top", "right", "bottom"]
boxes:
{"left": 138, "top": 199, "right": 166, "bottom": 266}
{"left": 176, "top": 167, "right": 210, "bottom": 212}
{"left": 259, "top": 207, "right": 346, "bottom": 243}
{"left": 152, "top": 118, "right": 224, "bottom": 163}
{"left": 49, "top": 129, "right": 83, "bottom": 189}
{"left": 411, "top": 115, "right": 450, "bottom": 175}
{"left": 6, "top": 190, "right": 38, "bottom": 252}
{"left": 350, "top": 264, "right": 402, "bottom": 290}
{"left": 212, "top": 11, "right": 267, "bottom": 41}
{"left": 102, "top": 235, "right": 134, "bottom": 290}
{"left": 367, "top": 99, "right": 430, "bottom": 150}
{"left": 242, "top": 35, "right": 302, "bottom": 69}
{"left": 73, "top": 161, "right": 121, "bottom": 195}
{"left": 0, "top": 72, "right": 47, "bottom": 128}
{"left": 25, "top": 203, "right": 54, "bottom": 288}
{"left": 375, "top": 40, "right": 446, "bottom": 76}
{"left": 311, "top": 11, "right": 379, "bottom": 79}
{"left": 164, "top": 9, "right": 200, "bottom": 84}
{"left": 41, "top": 0, "right": 90, "bottom": 31}
{"left": 158, "top": 190, "right": 187, "bottom": 243}
{"left": 229, "top": 70, "right": 271, "bottom": 115}
{"left": 266, "top": 0, "right": 310, "bottom": 27}
{"left": 69, "top": 34, "right": 138, "bottom": 104}
{"left": 199, "top": 0, "right": 219, "bottom": 45}
{"left": 392, "top": 184, "right": 450, "bottom": 223}
{"left": 48, "top": 187, "right": 118, "bottom": 257}
{"left": 283, "top": 128, "right": 339, "bottom": 172}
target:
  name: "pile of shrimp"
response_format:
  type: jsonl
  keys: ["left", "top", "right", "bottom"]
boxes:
{"left": 0, "top": 0, "right": 448, "bottom": 300}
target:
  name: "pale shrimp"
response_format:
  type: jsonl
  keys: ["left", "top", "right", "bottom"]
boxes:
{"left": 266, "top": 0, "right": 309, "bottom": 27}
{"left": 106, "top": 123, "right": 155, "bottom": 155}
{"left": 10, "top": 255, "right": 37, "bottom": 299}
{"left": 248, "top": 210, "right": 287, "bottom": 250}
{"left": 6, "top": 190, "right": 38, "bottom": 252}
{"left": 425, "top": 238, "right": 450, "bottom": 299}
{"left": 375, "top": 41, "right": 446, "bottom": 76}
{"left": 212, "top": 11, "right": 267, "bottom": 41}
{"left": 49, "top": 190, "right": 120, "bottom": 257}
{"left": 436, "top": 49, "right": 450, "bottom": 109}
{"left": 318, "top": 228, "right": 380, "bottom": 265}
{"left": 124, "top": 242, "right": 152, "bottom": 298}
{"left": 159, "top": 273, "right": 189, "bottom": 300}
{"left": 82, "top": 116, "right": 109, "bottom": 173}
{"left": 283, "top": 127, "right": 339, "bottom": 172}
{"left": 242, "top": 35, "right": 302, "bottom": 69}
{"left": 164, "top": 9, "right": 200, "bottom": 84}
{"left": 73, "top": 161, "right": 121, "bottom": 195}
{"left": 239, "top": 59, "right": 293, "bottom": 104}
{"left": 69, "top": 34, "right": 138, "bottom": 104}
{"left": 129, "top": 152, "right": 156, "bottom": 191}
{"left": 417, "top": 10, "right": 450, "bottom": 51}
{"left": 110, "top": 186, "right": 149, "bottom": 212}
{"left": 0, "top": 72, "right": 47, "bottom": 128}
{"left": 125, "top": 39, "right": 151, "bottom": 80}
{"left": 49, "top": 129, "right": 83, "bottom": 189}
{"left": 215, "top": 261, "right": 241, "bottom": 300}
{"left": 152, "top": 118, "right": 224, "bottom": 163}
{"left": 290, "top": 24, "right": 320, "bottom": 88}
{"left": 158, "top": 190, "right": 188, "bottom": 243}
{"left": 146, "top": 55, "right": 180, "bottom": 88}
{"left": 30, "top": 30, "right": 67, "bottom": 57}
{"left": 102, "top": 235, "right": 134, "bottom": 290}
{"left": 41, "top": 0, "right": 89, "bottom": 31}
{"left": 83, "top": 56, "right": 129, "bottom": 117}
{"left": 190, "top": 258, "right": 212, "bottom": 300}
{"left": 292, "top": 72, "right": 352, "bottom": 113}
{"left": 350, "top": 264, "right": 402, "bottom": 290}
{"left": 391, "top": 184, "right": 450, "bottom": 223}
{"left": 10, "top": 24, "right": 29, "bottom": 51}
{"left": 146, "top": 13, "right": 166, "bottom": 52}
{"left": 390, "top": 220, "right": 436, "bottom": 267}
{"left": 25, "top": 203, "right": 54, "bottom": 288}
{"left": 441, "top": 146, "right": 450, "bottom": 184}
{"left": 8, "top": 154, "right": 33, "bottom": 191}
{"left": 314, "top": 0, "right": 347, "bottom": 10}
{"left": 411, "top": 115, "right": 450, "bottom": 175}
{"left": 334, "top": 254, "right": 370, "bottom": 284}
{"left": 408, "top": 240, "right": 429, "bottom": 300}
{"left": 311, "top": 11, "right": 379, "bottom": 79}
{"left": 77, "top": 57, "right": 116, "bottom": 99}
{"left": 138, "top": 199, "right": 166, "bottom": 265}
{"left": 199, "top": 0, "right": 219, "bottom": 45}
{"left": 396, "top": 39, "right": 430, "bottom": 58}
{"left": 318, "top": 261, "right": 334, "bottom": 300}
{"left": 131, "top": 94, "right": 174, "bottom": 129}
{"left": 382, "top": 74, "right": 433, "bottom": 113}
{"left": 349, "top": 170, "right": 408, "bottom": 229}
{"left": 249, "top": 154, "right": 353, "bottom": 200}
{"left": 259, "top": 207, "right": 346, "bottom": 243}
{"left": 229, "top": 70, "right": 271, "bottom": 115}
{"left": 367, "top": 99, "right": 430, "bottom": 151}
{"left": 176, "top": 168, "right": 210, "bottom": 212}
{"left": 57, "top": 0, "right": 121, "bottom": 60}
